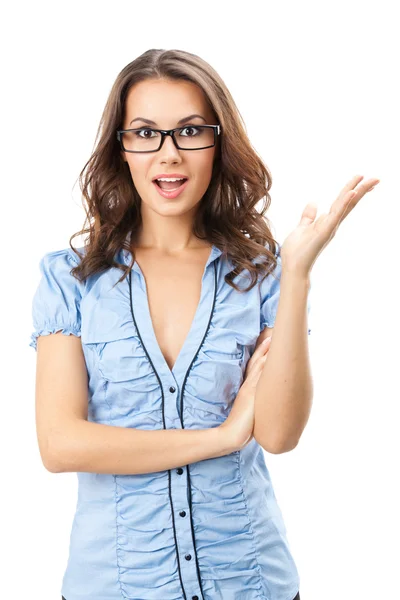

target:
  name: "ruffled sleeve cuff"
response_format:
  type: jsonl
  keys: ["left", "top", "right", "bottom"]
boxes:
{"left": 29, "top": 249, "right": 83, "bottom": 351}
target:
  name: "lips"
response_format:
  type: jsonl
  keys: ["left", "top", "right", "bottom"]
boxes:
{"left": 152, "top": 178, "right": 190, "bottom": 199}
{"left": 155, "top": 178, "right": 187, "bottom": 191}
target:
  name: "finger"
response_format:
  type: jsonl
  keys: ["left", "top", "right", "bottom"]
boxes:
{"left": 340, "top": 174, "right": 365, "bottom": 197}
{"left": 327, "top": 177, "right": 380, "bottom": 231}
{"left": 248, "top": 339, "right": 271, "bottom": 367}
{"left": 246, "top": 361, "right": 267, "bottom": 387}
{"left": 336, "top": 180, "right": 379, "bottom": 223}
{"left": 248, "top": 338, "right": 270, "bottom": 364}
{"left": 299, "top": 203, "right": 318, "bottom": 226}
{"left": 330, "top": 185, "right": 360, "bottom": 221}
{"left": 245, "top": 338, "right": 271, "bottom": 373}
{"left": 346, "top": 175, "right": 380, "bottom": 195}
{"left": 339, "top": 174, "right": 377, "bottom": 199}
{"left": 254, "top": 355, "right": 268, "bottom": 377}
{"left": 253, "top": 353, "right": 268, "bottom": 373}
{"left": 246, "top": 352, "right": 268, "bottom": 379}
{"left": 258, "top": 337, "right": 272, "bottom": 352}
{"left": 333, "top": 175, "right": 380, "bottom": 215}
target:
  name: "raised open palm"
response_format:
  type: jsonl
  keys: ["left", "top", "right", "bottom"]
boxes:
{"left": 280, "top": 174, "right": 381, "bottom": 277}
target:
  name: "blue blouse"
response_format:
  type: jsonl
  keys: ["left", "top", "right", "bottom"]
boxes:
{"left": 29, "top": 242, "right": 311, "bottom": 600}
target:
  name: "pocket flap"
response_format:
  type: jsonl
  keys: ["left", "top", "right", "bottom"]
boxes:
{"left": 80, "top": 298, "right": 135, "bottom": 344}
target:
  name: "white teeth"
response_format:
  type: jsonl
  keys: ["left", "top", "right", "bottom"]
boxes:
{"left": 156, "top": 177, "right": 185, "bottom": 182}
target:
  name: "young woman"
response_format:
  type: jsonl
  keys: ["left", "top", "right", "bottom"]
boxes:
{"left": 30, "top": 48, "right": 379, "bottom": 600}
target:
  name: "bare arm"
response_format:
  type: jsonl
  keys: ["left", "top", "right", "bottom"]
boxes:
{"left": 51, "top": 420, "right": 232, "bottom": 474}
{"left": 254, "top": 272, "right": 313, "bottom": 453}
{"left": 34, "top": 334, "right": 235, "bottom": 475}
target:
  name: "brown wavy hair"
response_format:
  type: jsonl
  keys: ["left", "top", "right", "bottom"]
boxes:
{"left": 69, "top": 48, "right": 280, "bottom": 292}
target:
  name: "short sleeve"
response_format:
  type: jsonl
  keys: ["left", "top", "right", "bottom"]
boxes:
{"left": 29, "top": 249, "right": 83, "bottom": 351}
{"left": 259, "top": 244, "right": 312, "bottom": 335}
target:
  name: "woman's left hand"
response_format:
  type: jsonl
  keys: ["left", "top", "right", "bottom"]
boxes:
{"left": 280, "top": 174, "right": 380, "bottom": 278}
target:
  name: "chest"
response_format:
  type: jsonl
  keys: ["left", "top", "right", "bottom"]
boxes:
{"left": 80, "top": 248, "right": 263, "bottom": 429}
{"left": 133, "top": 248, "right": 212, "bottom": 372}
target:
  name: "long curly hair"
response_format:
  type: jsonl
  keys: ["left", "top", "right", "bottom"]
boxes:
{"left": 69, "top": 48, "right": 280, "bottom": 292}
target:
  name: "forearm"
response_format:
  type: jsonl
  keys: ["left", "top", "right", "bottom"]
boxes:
{"left": 47, "top": 420, "right": 235, "bottom": 474}
{"left": 254, "top": 270, "right": 313, "bottom": 453}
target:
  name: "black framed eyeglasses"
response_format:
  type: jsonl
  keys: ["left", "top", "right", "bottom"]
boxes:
{"left": 116, "top": 124, "right": 221, "bottom": 153}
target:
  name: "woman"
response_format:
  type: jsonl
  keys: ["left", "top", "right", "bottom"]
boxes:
{"left": 30, "top": 49, "right": 379, "bottom": 600}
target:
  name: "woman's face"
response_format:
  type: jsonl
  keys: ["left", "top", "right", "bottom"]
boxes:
{"left": 121, "top": 78, "right": 219, "bottom": 217}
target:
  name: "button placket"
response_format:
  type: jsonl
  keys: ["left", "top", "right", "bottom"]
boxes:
{"left": 164, "top": 377, "right": 202, "bottom": 598}
{"left": 169, "top": 259, "right": 219, "bottom": 600}
{"left": 126, "top": 249, "right": 220, "bottom": 600}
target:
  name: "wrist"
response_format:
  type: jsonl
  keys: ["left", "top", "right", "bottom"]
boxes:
{"left": 280, "top": 268, "right": 311, "bottom": 290}
{"left": 216, "top": 423, "right": 240, "bottom": 454}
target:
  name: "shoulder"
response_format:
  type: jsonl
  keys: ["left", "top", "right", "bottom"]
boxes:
{"left": 39, "top": 246, "right": 84, "bottom": 269}
{"left": 38, "top": 246, "right": 85, "bottom": 281}
{"left": 35, "top": 246, "right": 86, "bottom": 301}
{"left": 29, "top": 247, "right": 86, "bottom": 350}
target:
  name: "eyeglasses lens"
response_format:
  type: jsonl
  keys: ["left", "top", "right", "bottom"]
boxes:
{"left": 121, "top": 126, "right": 215, "bottom": 151}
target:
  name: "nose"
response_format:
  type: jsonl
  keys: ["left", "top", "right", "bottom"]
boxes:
{"left": 158, "top": 133, "right": 182, "bottom": 161}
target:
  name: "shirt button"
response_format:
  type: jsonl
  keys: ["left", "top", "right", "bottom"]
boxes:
{"left": 185, "top": 554, "right": 192, "bottom": 561}
{"left": 179, "top": 510, "right": 186, "bottom": 517}
{"left": 176, "top": 468, "right": 183, "bottom": 475}
{"left": 192, "top": 596, "right": 199, "bottom": 600}
{"left": 169, "top": 386, "right": 176, "bottom": 393}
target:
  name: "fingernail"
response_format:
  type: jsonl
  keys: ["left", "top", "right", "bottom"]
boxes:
{"left": 263, "top": 336, "right": 272, "bottom": 344}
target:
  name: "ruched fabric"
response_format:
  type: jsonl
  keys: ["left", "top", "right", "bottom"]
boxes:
{"left": 29, "top": 241, "right": 311, "bottom": 600}
{"left": 29, "top": 249, "right": 83, "bottom": 351}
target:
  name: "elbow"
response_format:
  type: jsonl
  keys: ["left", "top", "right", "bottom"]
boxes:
{"left": 254, "top": 432, "right": 299, "bottom": 454}
{"left": 266, "top": 440, "right": 298, "bottom": 454}
{"left": 272, "top": 440, "right": 299, "bottom": 454}
{"left": 43, "top": 458, "right": 64, "bottom": 473}
{"left": 42, "top": 451, "right": 64, "bottom": 473}
{"left": 41, "top": 436, "right": 68, "bottom": 473}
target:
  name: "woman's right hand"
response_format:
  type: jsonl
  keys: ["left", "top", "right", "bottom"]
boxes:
{"left": 219, "top": 336, "right": 272, "bottom": 451}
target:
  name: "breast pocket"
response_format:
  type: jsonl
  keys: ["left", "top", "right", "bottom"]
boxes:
{"left": 81, "top": 325, "right": 162, "bottom": 422}
{"left": 81, "top": 321, "right": 151, "bottom": 385}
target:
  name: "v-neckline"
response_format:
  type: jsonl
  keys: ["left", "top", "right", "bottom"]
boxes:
{"left": 125, "top": 244, "right": 222, "bottom": 380}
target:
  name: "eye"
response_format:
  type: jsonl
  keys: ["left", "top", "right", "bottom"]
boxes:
{"left": 134, "top": 128, "right": 159, "bottom": 138}
{"left": 179, "top": 126, "right": 201, "bottom": 137}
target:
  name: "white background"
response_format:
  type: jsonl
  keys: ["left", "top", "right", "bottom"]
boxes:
{"left": 1, "top": 1, "right": 399, "bottom": 599}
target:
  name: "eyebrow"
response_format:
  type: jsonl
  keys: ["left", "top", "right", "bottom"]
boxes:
{"left": 129, "top": 114, "right": 207, "bottom": 127}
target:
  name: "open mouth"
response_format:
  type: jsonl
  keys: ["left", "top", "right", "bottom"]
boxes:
{"left": 154, "top": 178, "right": 188, "bottom": 191}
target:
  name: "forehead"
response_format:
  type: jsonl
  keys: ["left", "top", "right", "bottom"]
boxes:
{"left": 124, "top": 78, "right": 214, "bottom": 122}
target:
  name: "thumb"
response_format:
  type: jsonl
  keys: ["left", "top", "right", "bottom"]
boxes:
{"left": 299, "top": 202, "right": 318, "bottom": 226}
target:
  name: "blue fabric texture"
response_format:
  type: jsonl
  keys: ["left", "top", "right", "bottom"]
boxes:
{"left": 29, "top": 240, "right": 311, "bottom": 600}
{"left": 29, "top": 250, "right": 83, "bottom": 350}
